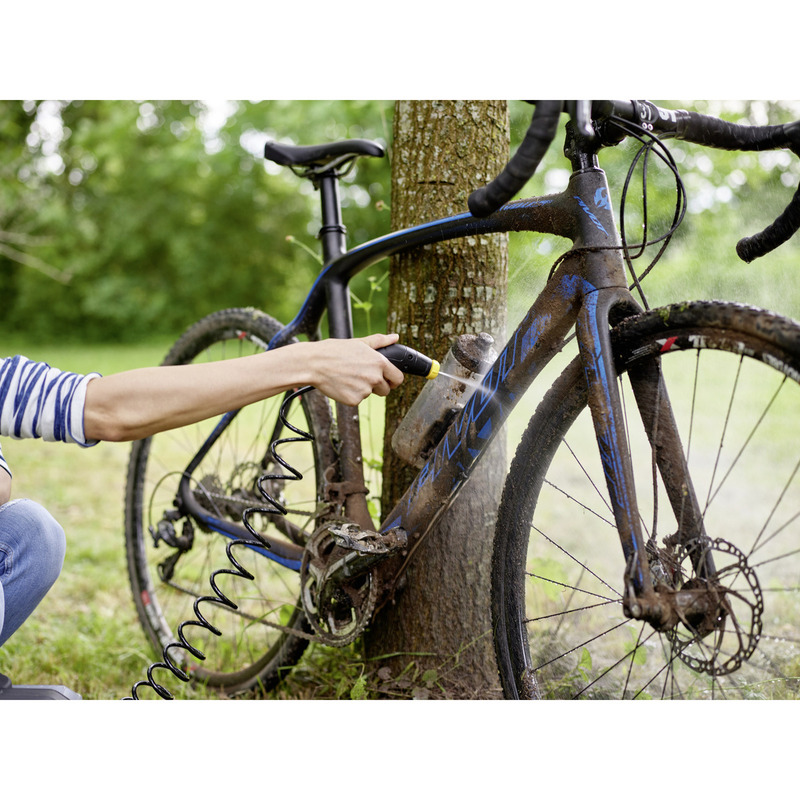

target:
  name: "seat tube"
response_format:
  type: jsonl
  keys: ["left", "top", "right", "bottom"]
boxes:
{"left": 316, "top": 173, "right": 373, "bottom": 530}
{"left": 576, "top": 284, "right": 654, "bottom": 603}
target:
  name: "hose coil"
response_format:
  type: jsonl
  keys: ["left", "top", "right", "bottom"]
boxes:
{"left": 126, "top": 386, "right": 314, "bottom": 699}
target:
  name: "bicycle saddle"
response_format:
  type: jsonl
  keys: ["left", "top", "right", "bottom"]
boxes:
{"left": 264, "top": 138, "right": 385, "bottom": 172}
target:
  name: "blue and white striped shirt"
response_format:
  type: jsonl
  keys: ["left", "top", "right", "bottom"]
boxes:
{"left": 0, "top": 355, "right": 101, "bottom": 477}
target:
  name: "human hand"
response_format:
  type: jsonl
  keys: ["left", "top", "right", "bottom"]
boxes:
{"left": 300, "top": 333, "right": 405, "bottom": 405}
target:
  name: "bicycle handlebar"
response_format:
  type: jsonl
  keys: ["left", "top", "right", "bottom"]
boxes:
{"left": 673, "top": 110, "right": 800, "bottom": 262}
{"left": 613, "top": 101, "right": 800, "bottom": 262}
{"left": 467, "top": 101, "right": 562, "bottom": 218}
{"left": 468, "top": 99, "right": 800, "bottom": 262}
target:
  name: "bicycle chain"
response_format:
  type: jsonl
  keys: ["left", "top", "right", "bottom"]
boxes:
{"left": 193, "top": 475, "right": 316, "bottom": 520}
{"left": 161, "top": 573, "right": 322, "bottom": 644}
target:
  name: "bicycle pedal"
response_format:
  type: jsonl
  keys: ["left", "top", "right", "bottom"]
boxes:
{"left": 329, "top": 523, "right": 408, "bottom": 555}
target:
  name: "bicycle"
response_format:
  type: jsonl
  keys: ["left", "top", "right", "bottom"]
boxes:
{"left": 124, "top": 100, "right": 800, "bottom": 700}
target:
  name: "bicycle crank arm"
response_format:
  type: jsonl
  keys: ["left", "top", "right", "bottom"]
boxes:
{"left": 327, "top": 523, "right": 409, "bottom": 576}
{"left": 303, "top": 524, "right": 407, "bottom": 599}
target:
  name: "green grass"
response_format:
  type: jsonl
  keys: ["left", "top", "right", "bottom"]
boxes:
{"left": 0, "top": 338, "right": 394, "bottom": 700}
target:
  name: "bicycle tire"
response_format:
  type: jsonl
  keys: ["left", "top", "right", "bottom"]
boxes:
{"left": 493, "top": 300, "right": 800, "bottom": 699}
{"left": 125, "top": 308, "right": 335, "bottom": 696}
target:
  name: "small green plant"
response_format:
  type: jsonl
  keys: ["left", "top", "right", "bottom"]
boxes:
{"left": 349, "top": 272, "right": 388, "bottom": 334}
{"left": 285, "top": 234, "right": 323, "bottom": 265}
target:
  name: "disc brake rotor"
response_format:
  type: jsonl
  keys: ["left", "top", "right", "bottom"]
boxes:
{"left": 661, "top": 537, "right": 763, "bottom": 676}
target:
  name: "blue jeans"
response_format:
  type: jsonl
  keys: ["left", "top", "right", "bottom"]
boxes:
{"left": 0, "top": 499, "right": 66, "bottom": 648}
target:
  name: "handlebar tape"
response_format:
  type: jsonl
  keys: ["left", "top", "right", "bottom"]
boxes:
{"left": 676, "top": 112, "right": 798, "bottom": 153}
{"left": 676, "top": 114, "right": 800, "bottom": 262}
{"left": 468, "top": 101, "right": 563, "bottom": 217}
{"left": 736, "top": 184, "right": 800, "bottom": 263}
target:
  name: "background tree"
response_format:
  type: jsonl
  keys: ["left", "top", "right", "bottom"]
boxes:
{"left": 364, "top": 100, "right": 509, "bottom": 698}
{"left": 0, "top": 100, "right": 393, "bottom": 343}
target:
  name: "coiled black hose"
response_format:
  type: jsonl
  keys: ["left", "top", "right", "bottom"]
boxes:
{"left": 125, "top": 386, "right": 313, "bottom": 699}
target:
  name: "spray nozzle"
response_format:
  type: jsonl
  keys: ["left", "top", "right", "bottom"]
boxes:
{"left": 377, "top": 343, "right": 440, "bottom": 380}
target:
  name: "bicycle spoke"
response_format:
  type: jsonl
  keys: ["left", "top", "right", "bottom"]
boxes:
{"left": 524, "top": 599, "right": 619, "bottom": 625}
{"left": 532, "top": 524, "right": 620, "bottom": 598}
{"left": 703, "top": 355, "right": 743, "bottom": 515}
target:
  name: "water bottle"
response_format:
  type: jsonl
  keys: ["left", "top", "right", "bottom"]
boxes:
{"left": 391, "top": 332, "right": 496, "bottom": 468}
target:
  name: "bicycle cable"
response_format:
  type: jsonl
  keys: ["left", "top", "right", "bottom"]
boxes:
{"left": 544, "top": 116, "right": 688, "bottom": 312}
{"left": 610, "top": 115, "right": 688, "bottom": 309}
{"left": 125, "top": 386, "right": 315, "bottom": 700}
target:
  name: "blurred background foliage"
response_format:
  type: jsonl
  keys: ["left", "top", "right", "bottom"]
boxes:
{"left": 0, "top": 100, "right": 394, "bottom": 342}
{"left": 1, "top": 99, "right": 799, "bottom": 345}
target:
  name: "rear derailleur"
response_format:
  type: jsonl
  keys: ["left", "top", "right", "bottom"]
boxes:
{"left": 150, "top": 510, "right": 195, "bottom": 582}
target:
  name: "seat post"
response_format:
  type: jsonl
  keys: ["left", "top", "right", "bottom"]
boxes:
{"left": 317, "top": 172, "right": 347, "bottom": 264}
{"left": 316, "top": 171, "right": 355, "bottom": 340}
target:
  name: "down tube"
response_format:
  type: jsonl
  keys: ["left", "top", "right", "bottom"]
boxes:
{"left": 380, "top": 264, "right": 588, "bottom": 539}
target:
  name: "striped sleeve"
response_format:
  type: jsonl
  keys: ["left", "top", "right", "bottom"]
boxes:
{"left": 0, "top": 355, "right": 101, "bottom": 477}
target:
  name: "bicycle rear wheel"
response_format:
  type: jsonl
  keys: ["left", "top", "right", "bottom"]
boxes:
{"left": 493, "top": 301, "right": 800, "bottom": 699}
{"left": 125, "top": 308, "right": 335, "bottom": 696}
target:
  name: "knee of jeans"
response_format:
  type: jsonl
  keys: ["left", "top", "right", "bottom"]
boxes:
{"left": 3, "top": 498, "right": 66, "bottom": 578}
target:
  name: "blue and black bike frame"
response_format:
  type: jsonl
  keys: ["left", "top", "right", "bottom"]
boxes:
{"left": 177, "top": 160, "right": 704, "bottom": 623}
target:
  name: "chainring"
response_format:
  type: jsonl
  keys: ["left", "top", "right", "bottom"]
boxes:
{"left": 300, "top": 523, "right": 378, "bottom": 647}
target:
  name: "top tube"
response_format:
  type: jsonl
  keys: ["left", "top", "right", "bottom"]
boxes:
{"left": 267, "top": 181, "right": 604, "bottom": 348}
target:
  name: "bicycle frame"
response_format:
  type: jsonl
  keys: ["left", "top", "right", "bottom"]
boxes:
{"left": 178, "top": 163, "right": 700, "bottom": 618}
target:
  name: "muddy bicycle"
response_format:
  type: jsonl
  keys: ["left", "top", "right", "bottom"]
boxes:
{"left": 124, "top": 100, "right": 800, "bottom": 699}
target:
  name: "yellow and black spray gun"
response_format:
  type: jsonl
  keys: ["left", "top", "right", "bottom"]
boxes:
{"left": 377, "top": 343, "right": 440, "bottom": 380}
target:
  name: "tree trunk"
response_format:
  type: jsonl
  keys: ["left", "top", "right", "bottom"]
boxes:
{"left": 365, "top": 100, "right": 509, "bottom": 698}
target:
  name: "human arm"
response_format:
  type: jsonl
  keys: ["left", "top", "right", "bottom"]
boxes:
{"left": 83, "top": 333, "right": 404, "bottom": 443}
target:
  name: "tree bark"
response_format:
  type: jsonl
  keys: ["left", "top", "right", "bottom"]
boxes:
{"left": 365, "top": 100, "right": 509, "bottom": 698}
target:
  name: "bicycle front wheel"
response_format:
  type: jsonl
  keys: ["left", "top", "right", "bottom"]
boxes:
{"left": 125, "top": 308, "right": 335, "bottom": 696}
{"left": 493, "top": 301, "right": 800, "bottom": 699}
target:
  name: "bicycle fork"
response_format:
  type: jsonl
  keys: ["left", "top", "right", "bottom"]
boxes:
{"left": 576, "top": 281, "right": 718, "bottom": 632}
